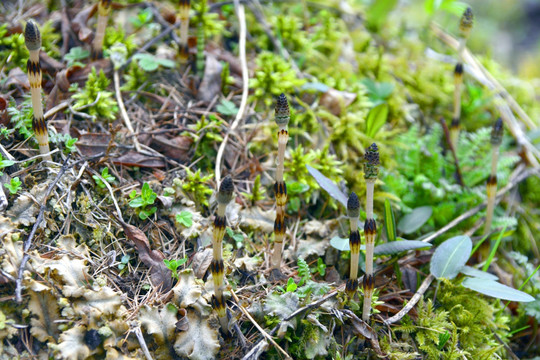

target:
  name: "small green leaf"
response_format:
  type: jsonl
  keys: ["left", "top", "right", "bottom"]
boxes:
{"left": 129, "top": 197, "right": 145, "bottom": 208}
{"left": 398, "top": 206, "right": 433, "bottom": 234}
{"left": 384, "top": 199, "right": 396, "bottom": 242}
{"left": 216, "top": 99, "right": 238, "bottom": 116}
{"left": 437, "top": 331, "right": 451, "bottom": 350}
{"left": 286, "top": 277, "right": 297, "bottom": 292}
{"left": 4, "top": 177, "right": 22, "bottom": 194}
{"left": 365, "top": 103, "right": 389, "bottom": 138}
{"left": 430, "top": 235, "right": 472, "bottom": 280}
{"left": 176, "top": 211, "right": 193, "bottom": 228}
{"left": 374, "top": 240, "right": 431, "bottom": 256}
{"left": 462, "top": 278, "right": 535, "bottom": 302}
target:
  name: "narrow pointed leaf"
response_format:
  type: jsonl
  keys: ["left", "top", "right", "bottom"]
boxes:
{"left": 384, "top": 199, "right": 396, "bottom": 242}
{"left": 306, "top": 165, "right": 347, "bottom": 206}
{"left": 365, "top": 103, "right": 388, "bottom": 138}
{"left": 374, "top": 240, "right": 431, "bottom": 255}
{"left": 460, "top": 266, "right": 498, "bottom": 281}
{"left": 398, "top": 206, "right": 433, "bottom": 234}
{"left": 462, "top": 278, "right": 535, "bottom": 302}
{"left": 430, "top": 235, "right": 472, "bottom": 279}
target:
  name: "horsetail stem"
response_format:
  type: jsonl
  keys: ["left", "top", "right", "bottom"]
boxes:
{"left": 345, "top": 192, "right": 361, "bottom": 298}
{"left": 210, "top": 175, "right": 234, "bottom": 333}
{"left": 270, "top": 94, "right": 290, "bottom": 274}
{"left": 450, "top": 7, "right": 474, "bottom": 151}
{"left": 484, "top": 118, "right": 503, "bottom": 235}
{"left": 92, "top": 0, "right": 111, "bottom": 59}
{"left": 179, "top": 0, "right": 191, "bottom": 63}
{"left": 25, "top": 20, "right": 51, "bottom": 161}
{"left": 363, "top": 143, "right": 379, "bottom": 322}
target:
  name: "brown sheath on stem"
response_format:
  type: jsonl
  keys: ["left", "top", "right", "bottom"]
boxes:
{"left": 92, "top": 0, "right": 111, "bottom": 59}
{"left": 25, "top": 20, "right": 51, "bottom": 161}
{"left": 484, "top": 118, "right": 503, "bottom": 235}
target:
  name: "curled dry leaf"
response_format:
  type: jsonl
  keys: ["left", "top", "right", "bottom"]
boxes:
{"left": 121, "top": 221, "right": 172, "bottom": 291}
{"left": 191, "top": 248, "right": 213, "bottom": 279}
{"left": 71, "top": 4, "right": 97, "bottom": 43}
{"left": 112, "top": 151, "right": 167, "bottom": 168}
{"left": 176, "top": 308, "right": 189, "bottom": 331}
{"left": 196, "top": 55, "right": 223, "bottom": 103}
{"left": 57, "top": 325, "right": 92, "bottom": 360}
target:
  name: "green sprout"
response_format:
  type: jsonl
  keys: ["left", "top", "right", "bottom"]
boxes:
{"left": 129, "top": 183, "right": 157, "bottom": 220}
{"left": 163, "top": 258, "right": 188, "bottom": 280}
{"left": 176, "top": 210, "right": 193, "bottom": 228}
{"left": 93, "top": 168, "right": 116, "bottom": 189}
{"left": 4, "top": 177, "right": 22, "bottom": 195}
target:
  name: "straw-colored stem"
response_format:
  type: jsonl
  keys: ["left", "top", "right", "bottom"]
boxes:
{"left": 92, "top": 0, "right": 110, "bottom": 58}
{"left": 363, "top": 178, "right": 376, "bottom": 321}
{"left": 483, "top": 145, "right": 500, "bottom": 235}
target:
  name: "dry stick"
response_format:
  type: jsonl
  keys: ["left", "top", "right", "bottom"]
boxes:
{"left": 215, "top": 0, "right": 249, "bottom": 183}
{"left": 346, "top": 192, "right": 361, "bottom": 298}
{"left": 114, "top": 70, "right": 141, "bottom": 153}
{"left": 14, "top": 154, "right": 72, "bottom": 303}
{"left": 384, "top": 274, "right": 435, "bottom": 325}
{"left": 130, "top": 323, "right": 154, "bottom": 360}
{"left": 230, "top": 290, "right": 292, "bottom": 360}
{"left": 421, "top": 165, "right": 535, "bottom": 244}
{"left": 25, "top": 20, "right": 51, "bottom": 161}
{"left": 363, "top": 143, "right": 379, "bottom": 322}
{"left": 450, "top": 7, "right": 474, "bottom": 150}
{"left": 210, "top": 175, "right": 234, "bottom": 333}
{"left": 484, "top": 118, "right": 503, "bottom": 235}
{"left": 92, "top": 0, "right": 111, "bottom": 58}
{"left": 270, "top": 94, "right": 290, "bottom": 274}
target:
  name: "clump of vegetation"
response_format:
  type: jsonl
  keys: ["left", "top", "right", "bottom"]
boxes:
{"left": 71, "top": 68, "right": 118, "bottom": 121}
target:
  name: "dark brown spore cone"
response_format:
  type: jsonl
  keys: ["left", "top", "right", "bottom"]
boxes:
{"left": 217, "top": 175, "right": 234, "bottom": 205}
{"left": 180, "top": 0, "right": 191, "bottom": 6}
{"left": 454, "top": 63, "right": 463, "bottom": 75}
{"left": 364, "top": 143, "right": 380, "bottom": 180}
{"left": 347, "top": 192, "right": 360, "bottom": 219}
{"left": 275, "top": 93, "right": 290, "bottom": 127}
{"left": 25, "top": 20, "right": 41, "bottom": 51}
{"left": 460, "top": 7, "right": 474, "bottom": 31}
{"left": 491, "top": 118, "right": 503, "bottom": 146}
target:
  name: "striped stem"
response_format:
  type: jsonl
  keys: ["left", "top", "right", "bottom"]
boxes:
{"left": 92, "top": 0, "right": 111, "bottom": 59}
{"left": 25, "top": 20, "right": 51, "bottom": 161}
{"left": 179, "top": 0, "right": 191, "bottom": 63}
{"left": 210, "top": 175, "right": 234, "bottom": 332}
{"left": 484, "top": 118, "right": 503, "bottom": 235}
{"left": 270, "top": 94, "right": 290, "bottom": 272}
{"left": 196, "top": 23, "right": 205, "bottom": 77}
{"left": 362, "top": 143, "right": 379, "bottom": 322}
{"left": 345, "top": 192, "right": 360, "bottom": 298}
{"left": 450, "top": 7, "right": 474, "bottom": 151}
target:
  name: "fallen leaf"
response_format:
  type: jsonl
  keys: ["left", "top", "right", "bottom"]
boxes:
{"left": 5, "top": 68, "right": 30, "bottom": 89}
{"left": 320, "top": 88, "right": 357, "bottom": 116}
{"left": 150, "top": 135, "right": 192, "bottom": 162}
{"left": 121, "top": 221, "right": 172, "bottom": 291}
{"left": 57, "top": 325, "right": 91, "bottom": 360}
{"left": 71, "top": 4, "right": 97, "bottom": 43}
{"left": 74, "top": 132, "right": 111, "bottom": 157}
{"left": 191, "top": 248, "right": 213, "bottom": 279}
{"left": 113, "top": 151, "right": 166, "bottom": 168}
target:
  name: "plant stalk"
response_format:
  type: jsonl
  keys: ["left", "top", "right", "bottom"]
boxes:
{"left": 450, "top": 7, "right": 474, "bottom": 151}
{"left": 270, "top": 94, "right": 290, "bottom": 274}
{"left": 25, "top": 20, "right": 51, "bottom": 161}
{"left": 484, "top": 118, "right": 503, "bottom": 235}
{"left": 210, "top": 175, "right": 234, "bottom": 333}
{"left": 92, "top": 0, "right": 111, "bottom": 59}
{"left": 179, "top": 0, "right": 191, "bottom": 62}
{"left": 362, "top": 143, "right": 379, "bottom": 322}
{"left": 346, "top": 192, "right": 360, "bottom": 298}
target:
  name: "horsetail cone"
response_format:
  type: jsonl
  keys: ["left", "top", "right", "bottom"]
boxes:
{"left": 364, "top": 143, "right": 380, "bottom": 180}
{"left": 491, "top": 117, "right": 503, "bottom": 146}
{"left": 275, "top": 93, "right": 290, "bottom": 128}
{"left": 459, "top": 7, "right": 474, "bottom": 38}
{"left": 211, "top": 175, "right": 234, "bottom": 332}
{"left": 347, "top": 192, "right": 360, "bottom": 219}
{"left": 25, "top": 20, "right": 51, "bottom": 161}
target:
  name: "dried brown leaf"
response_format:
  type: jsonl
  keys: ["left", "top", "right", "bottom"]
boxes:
{"left": 191, "top": 248, "right": 213, "bottom": 279}
{"left": 112, "top": 151, "right": 166, "bottom": 168}
{"left": 196, "top": 55, "right": 222, "bottom": 103}
{"left": 121, "top": 221, "right": 172, "bottom": 291}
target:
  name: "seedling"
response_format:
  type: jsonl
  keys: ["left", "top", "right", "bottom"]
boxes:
{"left": 270, "top": 94, "right": 290, "bottom": 277}
{"left": 450, "top": 7, "right": 474, "bottom": 150}
{"left": 129, "top": 183, "right": 157, "bottom": 220}
{"left": 484, "top": 118, "right": 503, "bottom": 235}
{"left": 4, "top": 177, "right": 22, "bottom": 195}
{"left": 163, "top": 258, "right": 188, "bottom": 280}
{"left": 92, "top": 0, "right": 112, "bottom": 59}
{"left": 363, "top": 143, "right": 379, "bottom": 321}
{"left": 92, "top": 167, "right": 116, "bottom": 189}
{"left": 25, "top": 20, "right": 51, "bottom": 161}
{"left": 311, "top": 258, "right": 326, "bottom": 277}
{"left": 210, "top": 175, "right": 234, "bottom": 333}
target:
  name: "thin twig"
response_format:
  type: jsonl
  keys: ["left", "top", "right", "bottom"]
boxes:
{"left": 114, "top": 70, "right": 142, "bottom": 153}
{"left": 131, "top": 323, "right": 154, "bottom": 360}
{"left": 230, "top": 290, "right": 291, "bottom": 359}
{"left": 15, "top": 154, "right": 72, "bottom": 303}
{"left": 44, "top": 100, "right": 70, "bottom": 120}
{"left": 88, "top": 167, "right": 123, "bottom": 220}
{"left": 215, "top": 0, "right": 249, "bottom": 183}
{"left": 384, "top": 274, "right": 435, "bottom": 325}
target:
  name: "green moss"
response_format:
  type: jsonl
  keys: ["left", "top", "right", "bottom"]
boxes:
{"left": 71, "top": 68, "right": 118, "bottom": 121}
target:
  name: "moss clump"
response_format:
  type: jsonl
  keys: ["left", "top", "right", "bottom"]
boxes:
{"left": 71, "top": 68, "right": 118, "bottom": 121}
